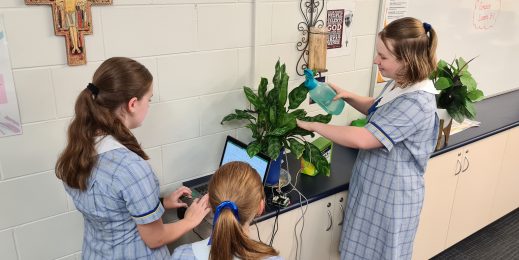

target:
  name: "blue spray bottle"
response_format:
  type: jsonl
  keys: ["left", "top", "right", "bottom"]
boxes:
{"left": 303, "top": 68, "right": 345, "bottom": 115}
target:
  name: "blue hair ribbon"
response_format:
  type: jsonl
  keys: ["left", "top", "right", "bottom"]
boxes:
{"left": 423, "top": 22, "right": 432, "bottom": 33}
{"left": 208, "top": 200, "right": 240, "bottom": 245}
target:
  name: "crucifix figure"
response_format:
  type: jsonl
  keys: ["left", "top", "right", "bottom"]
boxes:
{"left": 25, "top": 0, "right": 112, "bottom": 66}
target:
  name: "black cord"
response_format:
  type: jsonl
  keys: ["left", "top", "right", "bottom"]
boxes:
{"left": 254, "top": 222, "right": 263, "bottom": 243}
{"left": 269, "top": 209, "right": 280, "bottom": 246}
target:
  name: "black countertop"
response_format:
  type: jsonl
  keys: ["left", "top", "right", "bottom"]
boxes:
{"left": 256, "top": 88, "right": 519, "bottom": 222}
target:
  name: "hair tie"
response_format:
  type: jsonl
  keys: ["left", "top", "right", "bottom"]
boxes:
{"left": 423, "top": 22, "right": 432, "bottom": 33}
{"left": 87, "top": 83, "right": 99, "bottom": 97}
{"left": 208, "top": 201, "right": 239, "bottom": 245}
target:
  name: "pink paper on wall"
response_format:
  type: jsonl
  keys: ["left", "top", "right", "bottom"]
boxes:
{"left": 0, "top": 74, "right": 7, "bottom": 104}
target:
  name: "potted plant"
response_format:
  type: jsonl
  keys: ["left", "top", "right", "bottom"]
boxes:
{"left": 430, "top": 56, "right": 484, "bottom": 149}
{"left": 221, "top": 61, "right": 333, "bottom": 185}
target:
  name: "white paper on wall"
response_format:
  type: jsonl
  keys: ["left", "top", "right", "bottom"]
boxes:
{"left": 0, "top": 15, "right": 22, "bottom": 137}
{"left": 326, "top": 1, "right": 355, "bottom": 57}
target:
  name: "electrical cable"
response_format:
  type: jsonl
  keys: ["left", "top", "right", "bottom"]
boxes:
{"left": 282, "top": 151, "right": 308, "bottom": 260}
{"left": 254, "top": 222, "right": 263, "bottom": 243}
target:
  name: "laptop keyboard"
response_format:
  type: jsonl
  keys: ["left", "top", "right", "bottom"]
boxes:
{"left": 194, "top": 185, "right": 208, "bottom": 196}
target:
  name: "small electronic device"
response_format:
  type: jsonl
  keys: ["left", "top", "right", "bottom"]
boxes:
{"left": 271, "top": 194, "right": 290, "bottom": 208}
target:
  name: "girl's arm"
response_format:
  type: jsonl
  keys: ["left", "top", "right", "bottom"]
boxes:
{"left": 328, "top": 83, "right": 375, "bottom": 115}
{"left": 137, "top": 195, "right": 210, "bottom": 248}
{"left": 297, "top": 120, "right": 382, "bottom": 150}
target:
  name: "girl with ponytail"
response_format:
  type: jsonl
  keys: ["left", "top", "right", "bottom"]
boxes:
{"left": 56, "top": 57, "right": 210, "bottom": 259}
{"left": 297, "top": 17, "right": 440, "bottom": 259}
{"left": 172, "top": 161, "right": 283, "bottom": 260}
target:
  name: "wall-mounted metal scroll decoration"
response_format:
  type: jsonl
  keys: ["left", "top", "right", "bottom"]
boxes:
{"left": 296, "top": 0, "right": 326, "bottom": 76}
{"left": 25, "top": 0, "right": 112, "bottom": 66}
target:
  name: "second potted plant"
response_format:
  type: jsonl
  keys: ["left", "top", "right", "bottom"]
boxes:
{"left": 430, "top": 56, "right": 484, "bottom": 149}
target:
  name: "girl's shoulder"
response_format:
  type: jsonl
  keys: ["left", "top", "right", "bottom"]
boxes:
{"left": 264, "top": 256, "right": 284, "bottom": 260}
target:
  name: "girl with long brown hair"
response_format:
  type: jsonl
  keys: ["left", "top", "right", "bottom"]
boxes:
{"left": 172, "top": 161, "right": 283, "bottom": 260}
{"left": 56, "top": 57, "right": 210, "bottom": 259}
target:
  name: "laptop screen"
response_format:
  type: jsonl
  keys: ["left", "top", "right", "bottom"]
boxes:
{"left": 219, "top": 136, "right": 271, "bottom": 183}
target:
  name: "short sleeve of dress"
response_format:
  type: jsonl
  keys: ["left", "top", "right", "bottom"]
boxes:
{"left": 117, "top": 157, "right": 164, "bottom": 225}
{"left": 365, "top": 95, "right": 427, "bottom": 152}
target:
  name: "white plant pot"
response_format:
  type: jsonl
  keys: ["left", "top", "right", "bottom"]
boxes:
{"left": 436, "top": 108, "right": 452, "bottom": 123}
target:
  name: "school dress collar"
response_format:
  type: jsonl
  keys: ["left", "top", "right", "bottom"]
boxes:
{"left": 95, "top": 135, "right": 126, "bottom": 155}
{"left": 376, "top": 79, "right": 438, "bottom": 108}
{"left": 191, "top": 238, "right": 241, "bottom": 260}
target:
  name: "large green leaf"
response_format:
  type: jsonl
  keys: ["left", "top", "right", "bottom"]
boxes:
{"left": 244, "top": 87, "right": 260, "bottom": 108}
{"left": 234, "top": 109, "right": 255, "bottom": 121}
{"left": 287, "top": 138, "right": 305, "bottom": 159}
{"left": 246, "top": 141, "right": 262, "bottom": 158}
{"left": 266, "top": 137, "right": 282, "bottom": 160}
{"left": 288, "top": 83, "right": 309, "bottom": 109}
{"left": 460, "top": 74, "right": 477, "bottom": 92}
{"left": 221, "top": 111, "right": 254, "bottom": 124}
{"left": 269, "top": 113, "right": 296, "bottom": 136}
{"left": 289, "top": 109, "right": 307, "bottom": 119}
{"left": 434, "top": 77, "right": 452, "bottom": 90}
{"left": 273, "top": 60, "right": 281, "bottom": 88}
{"left": 278, "top": 73, "right": 289, "bottom": 108}
{"left": 289, "top": 127, "right": 315, "bottom": 138}
{"left": 303, "top": 114, "right": 333, "bottom": 123}
{"left": 467, "top": 89, "right": 484, "bottom": 102}
{"left": 258, "top": 78, "right": 268, "bottom": 101}
{"left": 465, "top": 101, "right": 476, "bottom": 119}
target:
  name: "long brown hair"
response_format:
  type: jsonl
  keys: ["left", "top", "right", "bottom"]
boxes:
{"left": 208, "top": 161, "right": 279, "bottom": 260}
{"left": 379, "top": 17, "right": 438, "bottom": 87}
{"left": 55, "top": 57, "right": 152, "bottom": 191}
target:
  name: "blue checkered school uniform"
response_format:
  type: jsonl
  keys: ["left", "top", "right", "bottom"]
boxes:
{"left": 171, "top": 238, "right": 284, "bottom": 260}
{"left": 339, "top": 80, "right": 439, "bottom": 260}
{"left": 65, "top": 136, "right": 170, "bottom": 260}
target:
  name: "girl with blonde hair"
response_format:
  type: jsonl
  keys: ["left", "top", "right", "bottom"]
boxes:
{"left": 172, "top": 161, "right": 283, "bottom": 260}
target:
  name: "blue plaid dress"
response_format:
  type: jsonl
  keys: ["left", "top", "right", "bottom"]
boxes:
{"left": 339, "top": 80, "right": 439, "bottom": 260}
{"left": 65, "top": 136, "right": 170, "bottom": 260}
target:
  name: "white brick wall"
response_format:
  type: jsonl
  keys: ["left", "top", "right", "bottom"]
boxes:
{"left": 0, "top": 0, "right": 380, "bottom": 259}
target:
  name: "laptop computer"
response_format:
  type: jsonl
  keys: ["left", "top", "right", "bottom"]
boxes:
{"left": 181, "top": 135, "right": 271, "bottom": 204}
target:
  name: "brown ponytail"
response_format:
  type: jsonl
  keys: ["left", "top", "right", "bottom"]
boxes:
{"left": 208, "top": 162, "right": 279, "bottom": 260}
{"left": 55, "top": 57, "right": 152, "bottom": 191}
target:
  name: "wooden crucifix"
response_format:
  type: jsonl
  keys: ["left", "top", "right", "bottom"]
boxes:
{"left": 25, "top": 0, "right": 112, "bottom": 66}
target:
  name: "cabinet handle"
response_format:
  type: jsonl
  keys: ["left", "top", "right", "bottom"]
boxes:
{"left": 461, "top": 150, "right": 470, "bottom": 172}
{"left": 455, "top": 159, "right": 462, "bottom": 175}
{"left": 326, "top": 210, "right": 333, "bottom": 231}
{"left": 338, "top": 204, "right": 345, "bottom": 226}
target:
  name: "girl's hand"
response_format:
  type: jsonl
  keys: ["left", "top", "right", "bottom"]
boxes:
{"left": 164, "top": 186, "right": 192, "bottom": 209}
{"left": 184, "top": 194, "right": 211, "bottom": 227}
{"left": 296, "top": 119, "right": 315, "bottom": 132}
{"left": 328, "top": 82, "right": 350, "bottom": 101}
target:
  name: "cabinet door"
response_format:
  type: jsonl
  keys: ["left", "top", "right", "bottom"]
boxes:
{"left": 491, "top": 127, "right": 519, "bottom": 220}
{"left": 330, "top": 191, "right": 348, "bottom": 260}
{"left": 300, "top": 196, "right": 334, "bottom": 260}
{"left": 445, "top": 132, "right": 507, "bottom": 247}
{"left": 252, "top": 208, "right": 297, "bottom": 259}
{"left": 412, "top": 151, "right": 460, "bottom": 260}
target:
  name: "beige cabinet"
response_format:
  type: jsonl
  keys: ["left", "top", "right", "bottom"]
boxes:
{"left": 330, "top": 191, "right": 348, "bottom": 260}
{"left": 253, "top": 191, "right": 348, "bottom": 260}
{"left": 491, "top": 127, "right": 519, "bottom": 221}
{"left": 445, "top": 131, "right": 507, "bottom": 247}
{"left": 253, "top": 205, "right": 299, "bottom": 259}
{"left": 412, "top": 151, "right": 459, "bottom": 260}
{"left": 413, "top": 131, "right": 508, "bottom": 260}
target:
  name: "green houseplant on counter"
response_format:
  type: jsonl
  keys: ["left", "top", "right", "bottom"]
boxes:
{"left": 221, "top": 61, "right": 333, "bottom": 184}
{"left": 430, "top": 56, "right": 484, "bottom": 149}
